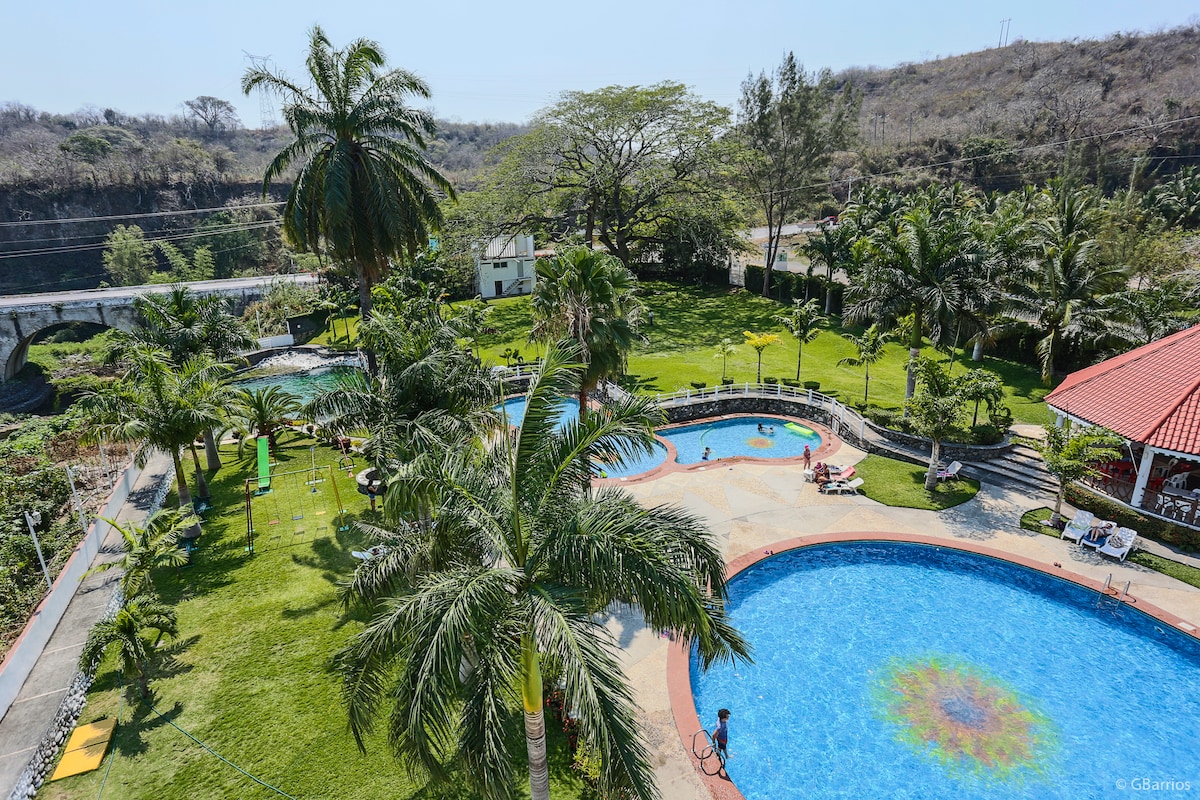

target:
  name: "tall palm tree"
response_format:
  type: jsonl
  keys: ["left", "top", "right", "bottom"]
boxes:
{"left": 243, "top": 27, "right": 456, "bottom": 362}
{"left": 233, "top": 385, "right": 302, "bottom": 451}
{"left": 80, "top": 597, "right": 178, "bottom": 697}
{"left": 336, "top": 346, "right": 748, "bottom": 800}
{"left": 802, "top": 222, "right": 851, "bottom": 314}
{"left": 845, "top": 200, "right": 983, "bottom": 402}
{"left": 531, "top": 246, "right": 642, "bottom": 419}
{"left": 838, "top": 324, "right": 892, "bottom": 406}
{"left": 83, "top": 509, "right": 192, "bottom": 599}
{"left": 82, "top": 348, "right": 228, "bottom": 538}
{"left": 774, "top": 298, "right": 827, "bottom": 382}
{"left": 742, "top": 331, "right": 781, "bottom": 383}
{"left": 107, "top": 285, "right": 255, "bottom": 470}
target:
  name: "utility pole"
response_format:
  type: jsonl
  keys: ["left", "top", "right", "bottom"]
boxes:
{"left": 880, "top": 112, "right": 886, "bottom": 144}
{"left": 24, "top": 511, "right": 53, "bottom": 590}
{"left": 999, "top": 19, "right": 1012, "bottom": 48}
{"left": 908, "top": 112, "right": 914, "bottom": 144}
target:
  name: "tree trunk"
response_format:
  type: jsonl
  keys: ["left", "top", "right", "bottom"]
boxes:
{"left": 203, "top": 428, "right": 222, "bottom": 472}
{"left": 972, "top": 400, "right": 981, "bottom": 427}
{"left": 189, "top": 442, "right": 210, "bottom": 499}
{"left": 756, "top": 353, "right": 763, "bottom": 383}
{"left": 972, "top": 338, "right": 984, "bottom": 362}
{"left": 1050, "top": 484, "right": 1066, "bottom": 526}
{"left": 521, "top": 634, "right": 550, "bottom": 800}
{"left": 357, "top": 265, "right": 378, "bottom": 374}
{"left": 578, "top": 384, "right": 589, "bottom": 424}
{"left": 795, "top": 346, "right": 802, "bottom": 382}
{"left": 863, "top": 366, "right": 870, "bottom": 406}
{"left": 825, "top": 265, "right": 835, "bottom": 314}
{"left": 925, "top": 439, "right": 941, "bottom": 490}
{"left": 137, "top": 670, "right": 150, "bottom": 698}
{"left": 905, "top": 312, "right": 922, "bottom": 403}
{"left": 171, "top": 450, "right": 201, "bottom": 539}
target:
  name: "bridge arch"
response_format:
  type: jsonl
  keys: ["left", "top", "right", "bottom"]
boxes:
{"left": 2, "top": 302, "right": 138, "bottom": 380}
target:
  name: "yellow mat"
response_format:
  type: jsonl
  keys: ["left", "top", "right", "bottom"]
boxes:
{"left": 50, "top": 718, "right": 117, "bottom": 780}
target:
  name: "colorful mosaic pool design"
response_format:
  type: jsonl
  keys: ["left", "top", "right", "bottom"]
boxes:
{"left": 873, "top": 655, "right": 1056, "bottom": 783}
{"left": 745, "top": 436, "right": 775, "bottom": 449}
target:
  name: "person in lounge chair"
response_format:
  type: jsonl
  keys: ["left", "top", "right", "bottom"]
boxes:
{"left": 814, "top": 462, "right": 832, "bottom": 487}
{"left": 1082, "top": 525, "right": 1109, "bottom": 547}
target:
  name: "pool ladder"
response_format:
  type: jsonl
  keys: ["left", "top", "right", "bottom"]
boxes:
{"left": 1098, "top": 573, "right": 1132, "bottom": 607}
{"left": 691, "top": 729, "right": 725, "bottom": 775}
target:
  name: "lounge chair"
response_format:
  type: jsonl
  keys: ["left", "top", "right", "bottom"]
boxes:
{"left": 1081, "top": 520, "right": 1116, "bottom": 550}
{"left": 1098, "top": 527, "right": 1138, "bottom": 561}
{"left": 937, "top": 461, "right": 962, "bottom": 482}
{"left": 822, "top": 477, "right": 864, "bottom": 495}
{"left": 1061, "top": 509, "right": 1095, "bottom": 544}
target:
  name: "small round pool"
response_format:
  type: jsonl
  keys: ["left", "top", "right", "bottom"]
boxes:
{"left": 234, "top": 364, "right": 360, "bottom": 405}
{"left": 689, "top": 541, "right": 1200, "bottom": 800}
{"left": 495, "top": 397, "right": 580, "bottom": 429}
{"left": 663, "top": 416, "right": 821, "bottom": 465}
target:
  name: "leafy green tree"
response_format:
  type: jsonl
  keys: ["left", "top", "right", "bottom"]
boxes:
{"left": 957, "top": 368, "right": 1006, "bottom": 427}
{"left": 83, "top": 509, "right": 193, "bottom": 599}
{"left": 837, "top": 324, "right": 892, "bottom": 406}
{"left": 183, "top": 95, "right": 240, "bottom": 133}
{"left": 742, "top": 331, "right": 781, "bottom": 383}
{"left": 1039, "top": 424, "right": 1124, "bottom": 525}
{"left": 713, "top": 337, "right": 738, "bottom": 381}
{"left": 102, "top": 224, "right": 155, "bottom": 286}
{"left": 531, "top": 247, "right": 642, "bottom": 418}
{"left": 484, "top": 83, "right": 733, "bottom": 268}
{"left": 905, "top": 357, "right": 964, "bottom": 489}
{"left": 243, "top": 26, "right": 456, "bottom": 345}
{"left": 774, "top": 298, "right": 827, "bottom": 382}
{"left": 233, "top": 386, "right": 302, "bottom": 451}
{"left": 154, "top": 241, "right": 215, "bottom": 282}
{"left": 802, "top": 222, "right": 853, "bottom": 314}
{"left": 1147, "top": 166, "right": 1200, "bottom": 229}
{"left": 79, "top": 596, "right": 178, "bottom": 697}
{"left": 1094, "top": 276, "right": 1200, "bottom": 351}
{"left": 738, "top": 53, "right": 860, "bottom": 297}
{"left": 336, "top": 346, "right": 748, "bottom": 800}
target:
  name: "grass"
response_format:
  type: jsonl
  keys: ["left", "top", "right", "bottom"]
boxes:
{"left": 852, "top": 454, "right": 981, "bottom": 510}
{"left": 470, "top": 282, "right": 1052, "bottom": 425}
{"left": 41, "top": 435, "right": 585, "bottom": 800}
{"left": 1019, "top": 507, "right": 1200, "bottom": 590}
{"left": 308, "top": 314, "right": 360, "bottom": 349}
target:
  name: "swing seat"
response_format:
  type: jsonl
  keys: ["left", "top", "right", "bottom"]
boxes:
{"left": 292, "top": 513, "right": 304, "bottom": 520}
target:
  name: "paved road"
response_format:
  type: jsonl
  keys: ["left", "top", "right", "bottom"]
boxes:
{"left": 0, "top": 274, "right": 316, "bottom": 309}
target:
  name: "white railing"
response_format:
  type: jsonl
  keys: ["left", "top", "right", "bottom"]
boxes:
{"left": 654, "top": 382, "right": 869, "bottom": 441}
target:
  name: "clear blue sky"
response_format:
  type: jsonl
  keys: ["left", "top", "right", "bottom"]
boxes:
{"left": 5, "top": 0, "right": 1197, "bottom": 125}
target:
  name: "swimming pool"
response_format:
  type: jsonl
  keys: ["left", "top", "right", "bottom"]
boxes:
{"left": 495, "top": 397, "right": 580, "bottom": 428}
{"left": 234, "top": 364, "right": 360, "bottom": 405}
{"left": 662, "top": 416, "right": 821, "bottom": 465}
{"left": 689, "top": 541, "right": 1200, "bottom": 800}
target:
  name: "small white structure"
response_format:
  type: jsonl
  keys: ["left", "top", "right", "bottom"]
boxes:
{"left": 476, "top": 235, "right": 537, "bottom": 299}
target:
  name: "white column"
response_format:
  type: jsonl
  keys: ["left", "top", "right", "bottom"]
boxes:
{"left": 1130, "top": 445, "right": 1157, "bottom": 509}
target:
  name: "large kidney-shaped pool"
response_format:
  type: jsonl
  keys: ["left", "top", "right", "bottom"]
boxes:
{"left": 662, "top": 416, "right": 822, "bottom": 465}
{"left": 690, "top": 541, "right": 1200, "bottom": 800}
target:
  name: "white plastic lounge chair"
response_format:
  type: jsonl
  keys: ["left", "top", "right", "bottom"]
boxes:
{"left": 1098, "top": 527, "right": 1138, "bottom": 561}
{"left": 937, "top": 461, "right": 962, "bottom": 481}
{"left": 1061, "top": 509, "right": 1095, "bottom": 544}
{"left": 1081, "top": 520, "right": 1116, "bottom": 550}
{"left": 823, "top": 477, "right": 864, "bottom": 495}
{"left": 351, "top": 550, "right": 371, "bottom": 561}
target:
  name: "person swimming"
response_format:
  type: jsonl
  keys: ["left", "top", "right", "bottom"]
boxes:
{"left": 702, "top": 446, "right": 713, "bottom": 461}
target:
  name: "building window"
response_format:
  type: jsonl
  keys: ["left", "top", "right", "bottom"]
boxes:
{"left": 492, "top": 261, "right": 508, "bottom": 269}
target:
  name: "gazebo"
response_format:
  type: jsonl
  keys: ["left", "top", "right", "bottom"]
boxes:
{"left": 1045, "top": 324, "right": 1200, "bottom": 530}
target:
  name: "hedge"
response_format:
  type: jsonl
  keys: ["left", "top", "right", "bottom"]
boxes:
{"left": 743, "top": 264, "right": 843, "bottom": 313}
{"left": 1066, "top": 483, "right": 1200, "bottom": 552}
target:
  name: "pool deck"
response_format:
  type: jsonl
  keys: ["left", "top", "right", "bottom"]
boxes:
{"left": 603, "top": 440, "right": 1200, "bottom": 800}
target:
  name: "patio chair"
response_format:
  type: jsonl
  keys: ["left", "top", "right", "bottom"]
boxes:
{"left": 1098, "top": 527, "right": 1138, "bottom": 562}
{"left": 822, "top": 477, "right": 864, "bottom": 495}
{"left": 936, "top": 461, "right": 963, "bottom": 482}
{"left": 1081, "top": 520, "right": 1116, "bottom": 550}
{"left": 1060, "top": 509, "right": 1095, "bottom": 544}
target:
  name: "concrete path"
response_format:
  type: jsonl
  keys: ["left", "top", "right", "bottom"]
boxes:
{"left": 599, "top": 444, "right": 1200, "bottom": 799}
{"left": 0, "top": 453, "right": 172, "bottom": 797}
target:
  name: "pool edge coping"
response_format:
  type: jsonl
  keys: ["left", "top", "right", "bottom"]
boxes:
{"left": 664, "top": 531, "right": 1200, "bottom": 800}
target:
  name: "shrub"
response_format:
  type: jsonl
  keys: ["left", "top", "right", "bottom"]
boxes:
{"left": 763, "top": 377, "right": 779, "bottom": 385}
{"left": 802, "top": 381, "right": 820, "bottom": 390}
{"left": 781, "top": 378, "right": 800, "bottom": 387}
{"left": 968, "top": 424, "right": 1005, "bottom": 445}
{"left": 721, "top": 378, "right": 735, "bottom": 386}
{"left": 690, "top": 381, "right": 707, "bottom": 390}
{"left": 1066, "top": 483, "right": 1200, "bottom": 552}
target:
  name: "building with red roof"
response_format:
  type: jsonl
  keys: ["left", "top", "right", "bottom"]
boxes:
{"left": 1045, "top": 325, "right": 1200, "bottom": 529}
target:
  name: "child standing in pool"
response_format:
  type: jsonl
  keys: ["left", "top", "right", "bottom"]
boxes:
{"left": 702, "top": 447, "right": 713, "bottom": 461}
{"left": 712, "top": 708, "right": 730, "bottom": 762}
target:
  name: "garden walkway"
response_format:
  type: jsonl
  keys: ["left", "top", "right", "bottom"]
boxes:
{"left": 0, "top": 453, "right": 172, "bottom": 799}
{"left": 601, "top": 444, "right": 1200, "bottom": 799}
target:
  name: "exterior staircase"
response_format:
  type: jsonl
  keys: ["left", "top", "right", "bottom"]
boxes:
{"left": 960, "top": 441, "right": 1058, "bottom": 498}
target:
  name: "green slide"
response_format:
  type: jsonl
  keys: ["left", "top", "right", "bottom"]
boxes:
{"left": 257, "top": 436, "right": 271, "bottom": 491}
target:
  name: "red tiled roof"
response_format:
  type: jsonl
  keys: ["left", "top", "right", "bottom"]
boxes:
{"left": 1044, "top": 325, "right": 1200, "bottom": 455}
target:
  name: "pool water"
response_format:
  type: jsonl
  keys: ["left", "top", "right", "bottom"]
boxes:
{"left": 496, "top": 397, "right": 580, "bottom": 429}
{"left": 663, "top": 416, "right": 821, "bottom": 465}
{"left": 690, "top": 542, "right": 1200, "bottom": 800}
{"left": 234, "top": 365, "right": 360, "bottom": 405}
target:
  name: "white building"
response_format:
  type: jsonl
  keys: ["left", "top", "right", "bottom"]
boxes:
{"left": 476, "top": 235, "right": 537, "bottom": 299}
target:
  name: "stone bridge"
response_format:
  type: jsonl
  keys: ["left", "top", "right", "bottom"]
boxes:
{"left": 0, "top": 275, "right": 316, "bottom": 380}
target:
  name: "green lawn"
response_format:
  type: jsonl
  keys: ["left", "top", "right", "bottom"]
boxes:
{"left": 43, "top": 436, "right": 585, "bottom": 800}
{"left": 471, "top": 282, "right": 1051, "bottom": 425}
{"left": 308, "top": 313, "right": 360, "bottom": 349}
{"left": 1019, "top": 507, "right": 1200, "bottom": 590}
{"left": 852, "top": 454, "right": 981, "bottom": 510}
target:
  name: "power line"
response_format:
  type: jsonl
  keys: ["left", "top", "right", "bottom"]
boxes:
{"left": 0, "top": 201, "right": 283, "bottom": 228}
{"left": 1, "top": 215, "right": 282, "bottom": 246}
{"left": 0, "top": 221, "right": 280, "bottom": 260}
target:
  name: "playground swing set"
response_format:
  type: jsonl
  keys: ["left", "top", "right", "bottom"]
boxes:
{"left": 243, "top": 436, "right": 349, "bottom": 553}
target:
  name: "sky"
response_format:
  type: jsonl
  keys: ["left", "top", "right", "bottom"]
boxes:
{"left": 3, "top": 0, "right": 1197, "bottom": 126}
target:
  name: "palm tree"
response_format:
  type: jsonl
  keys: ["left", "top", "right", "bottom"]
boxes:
{"left": 336, "top": 346, "right": 748, "bottom": 800}
{"left": 1040, "top": 424, "right": 1123, "bottom": 526}
{"left": 531, "top": 246, "right": 643, "bottom": 419}
{"left": 838, "top": 324, "right": 892, "bottom": 406}
{"left": 742, "top": 331, "right": 781, "bottom": 383}
{"left": 802, "top": 223, "right": 851, "bottom": 314}
{"left": 957, "top": 368, "right": 1006, "bottom": 427}
{"left": 712, "top": 337, "right": 738, "bottom": 381}
{"left": 233, "top": 386, "right": 302, "bottom": 451}
{"left": 243, "top": 27, "right": 456, "bottom": 361}
{"left": 774, "top": 298, "right": 827, "bottom": 382}
{"left": 844, "top": 200, "right": 983, "bottom": 402}
{"left": 107, "top": 285, "right": 255, "bottom": 470}
{"left": 83, "top": 509, "right": 192, "bottom": 599}
{"left": 1005, "top": 186, "right": 1126, "bottom": 383}
{"left": 82, "top": 348, "right": 228, "bottom": 538}
{"left": 79, "top": 596, "right": 178, "bottom": 697}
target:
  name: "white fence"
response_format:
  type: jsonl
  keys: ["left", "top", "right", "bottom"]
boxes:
{"left": 654, "top": 382, "right": 870, "bottom": 441}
